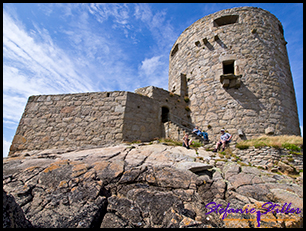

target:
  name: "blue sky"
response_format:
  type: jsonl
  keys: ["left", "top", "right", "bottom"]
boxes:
{"left": 3, "top": 3, "right": 303, "bottom": 157}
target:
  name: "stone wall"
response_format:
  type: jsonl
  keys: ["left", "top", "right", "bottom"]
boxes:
{"left": 134, "top": 86, "right": 193, "bottom": 138}
{"left": 9, "top": 87, "right": 195, "bottom": 155}
{"left": 9, "top": 91, "right": 127, "bottom": 155}
{"left": 163, "top": 121, "right": 185, "bottom": 141}
{"left": 169, "top": 6, "right": 300, "bottom": 141}
{"left": 122, "top": 92, "right": 161, "bottom": 142}
{"left": 231, "top": 146, "right": 303, "bottom": 171}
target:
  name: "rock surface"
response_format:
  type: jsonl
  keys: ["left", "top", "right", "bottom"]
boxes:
{"left": 3, "top": 143, "right": 303, "bottom": 228}
{"left": 3, "top": 189, "right": 33, "bottom": 228}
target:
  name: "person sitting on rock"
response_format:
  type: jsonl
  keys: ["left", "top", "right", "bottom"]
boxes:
{"left": 212, "top": 129, "right": 232, "bottom": 152}
{"left": 202, "top": 130, "right": 209, "bottom": 141}
{"left": 192, "top": 126, "right": 202, "bottom": 136}
{"left": 193, "top": 126, "right": 209, "bottom": 141}
{"left": 183, "top": 134, "right": 192, "bottom": 149}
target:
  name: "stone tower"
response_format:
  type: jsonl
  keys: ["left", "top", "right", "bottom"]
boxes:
{"left": 169, "top": 6, "right": 300, "bottom": 140}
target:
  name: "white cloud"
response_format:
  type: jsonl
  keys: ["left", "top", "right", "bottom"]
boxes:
{"left": 3, "top": 11, "right": 93, "bottom": 97}
{"left": 3, "top": 137, "right": 11, "bottom": 158}
{"left": 134, "top": 3, "right": 152, "bottom": 23}
{"left": 3, "top": 93, "right": 28, "bottom": 121}
{"left": 3, "top": 66, "right": 42, "bottom": 96}
{"left": 300, "top": 126, "right": 303, "bottom": 137}
{"left": 4, "top": 15, "right": 91, "bottom": 94}
{"left": 138, "top": 55, "right": 168, "bottom": 89}
{"left": 140, "top": 55, "right": 163, "bottom": 76}
{"left": 88, "top": 3, "right": 130, "bottom": 25}
{"left": 133, "top": 4, "right": 177, "bottom": 54}
{"left": 3, "top": 7, "right": 101, "bottom": 153}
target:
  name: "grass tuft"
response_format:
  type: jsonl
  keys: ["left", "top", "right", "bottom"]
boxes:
{"left": 236, "top": 135, "right": 303, "bottom": 152}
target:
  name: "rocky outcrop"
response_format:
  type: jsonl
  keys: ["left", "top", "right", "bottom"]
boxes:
{"left": 3, "top": 143, "right": 303, "bottom": 228}
{"left": 3, "top": 189, "right": 33, "bottom": 228}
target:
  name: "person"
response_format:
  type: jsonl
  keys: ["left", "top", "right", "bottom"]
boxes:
{"left": 212, "top": 129, "right": 232, "bottom": 152}
{"left": 202, "top": 130, "right": 209, "bottom": 141}
{"left": 192, "top": 126, "right": 202, "bottom": 136}
{"left": 193, "top": 126, "right": 209, "bottom": 141}
{"left": 182, "top": 134, "right": 192, "bottom": 149}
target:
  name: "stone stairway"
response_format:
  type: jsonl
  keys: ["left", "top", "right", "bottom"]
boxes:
{"left": 164, "top": 119, "right": 210, "bottom": 145}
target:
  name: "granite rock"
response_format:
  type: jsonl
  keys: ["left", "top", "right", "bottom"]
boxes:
{"left": 3, "top": 143, "right": 303, "bottom": 228}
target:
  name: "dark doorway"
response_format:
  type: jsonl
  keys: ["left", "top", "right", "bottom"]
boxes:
{"left": 161, "top": 107, "right": 169, "bottom": 123}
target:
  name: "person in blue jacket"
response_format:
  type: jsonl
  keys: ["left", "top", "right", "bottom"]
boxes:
{"left": 193, "top": 126, "right": 209, "bottom": 141}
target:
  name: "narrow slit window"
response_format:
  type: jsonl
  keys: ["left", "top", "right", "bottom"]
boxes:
{"left": 214, "top": 15, "right": 239, "bottom": 27}
{"left": 223, "top": 60, "right": 235, "bottom": 75}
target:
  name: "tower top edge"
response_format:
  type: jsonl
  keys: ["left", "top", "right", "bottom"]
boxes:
{"left": 170, "top": 6, "right": 281, "bottom": 51}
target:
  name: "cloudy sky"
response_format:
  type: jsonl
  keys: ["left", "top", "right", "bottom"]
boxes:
{"left": 3, "top": 3, "right": 303, "bottom": 157}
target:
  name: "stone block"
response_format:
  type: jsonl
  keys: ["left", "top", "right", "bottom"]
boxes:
{"left": 60, "top": 106, "right": 75, "bottom": 114}
{"left": 265, "top": 127, "right": 274, "bottom": 135}
{"left": 222, "top": 79, "right": 229, "bottom": 87}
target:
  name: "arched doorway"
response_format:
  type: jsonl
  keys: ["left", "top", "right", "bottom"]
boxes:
{"left": 161, "top": 106, "right": 169, "bottom": 123}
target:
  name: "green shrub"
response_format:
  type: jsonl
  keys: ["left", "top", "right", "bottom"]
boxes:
{"left": 191, "top": 141, "right": 202, "bottom": 148}
{"left": 159, "top": 138, "right": 182, "bottom": 146}
{"left": 287, "top": 158, "right": 294, "bottom": 162}
{"left": 253, "top": 141, "right": 266, "bottom": 148}
{"left": 289, "top": 151, "right": 302, "bottom": 155}
{"left": 236, "top": 144, "right": 249, "bottom": 150}
{"left": 282, "top": 143, "right": 301, "bottom": 152}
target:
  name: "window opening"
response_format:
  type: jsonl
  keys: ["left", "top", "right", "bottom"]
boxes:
{"left": 220, "top": 60, "right": 242, "bottom": 89}
{"left": 214, "top": 15, "right": 239, "bottom": 27}
{"left": 161, "top": 107, "right": 170, "bottom": 123}
{"left": 195, "top": 41, "right": 201, "bottom": 47}
{"left": 171, "top": 44, "right": 179, "bottom": 57}
{"left": 223, "top": 60, "right": 235, "bottom": 75}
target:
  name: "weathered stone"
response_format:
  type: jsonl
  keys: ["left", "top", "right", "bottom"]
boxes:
{"left": 3, "top": 143, "right": 303, "bottom": 228}
{"left": 269, "top": 188, "right": 303, "bottom": 209}
{"left": 175, "top": 162, "right": 213, "bottom": 173}
{"left": 265, "top": 126, "right": 275, "bottom": 135}
{"left": 169, "top": 7, "right": 300, "bottom": 141}
{"left": 277, "top": 161, "right": 296, "bottom": 175}
{"left": 3, "top": 189, "right": 33, "bottom": 228}
{"left": 223, "top": 162, "right": 240, "bottom": 179}
{"left": 60, "top": 106, "right": 76, "bottom": 113}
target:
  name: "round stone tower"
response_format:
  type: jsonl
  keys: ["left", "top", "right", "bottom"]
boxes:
{"left": 169, "top": 6, "right": 300, "bottom": 141}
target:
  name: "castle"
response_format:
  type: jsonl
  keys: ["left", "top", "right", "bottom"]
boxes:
{"left": 9, "top": 7, "right": 300, "bottom": 156}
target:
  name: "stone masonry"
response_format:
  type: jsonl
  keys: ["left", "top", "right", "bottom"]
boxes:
{"left": 10, "top": 92, "right": 127, "bottom": 154}
{"left": 169, "top": 6, "right": 300, "bottom": 140}
{"left": 9, "top": 87, "right": 190, "bottom": 155}
{"left": 9, "top": 7, "right": 301, "bottom": 156}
